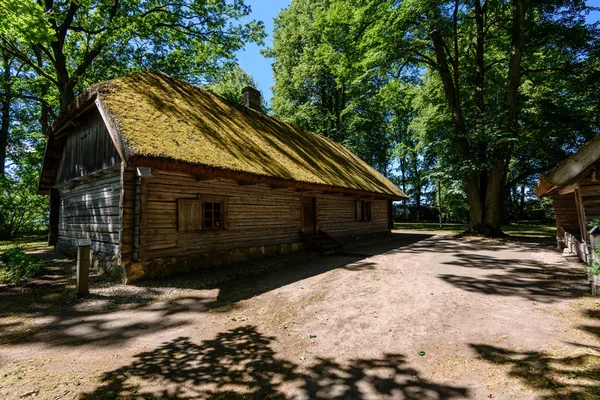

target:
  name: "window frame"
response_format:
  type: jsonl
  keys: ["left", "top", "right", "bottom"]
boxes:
{"left": 177, "top": 196, "right": 227, "bottom": 232}
{"left": 355, "top": 200, "right": 373, "bottom": 222}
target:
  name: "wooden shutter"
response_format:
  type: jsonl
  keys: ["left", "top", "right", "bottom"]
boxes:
{"left": 355, "top": 200, "right": 362, "bottom": 221}
{"left": 177, "top": 199, "right": 202, "bottom": 231}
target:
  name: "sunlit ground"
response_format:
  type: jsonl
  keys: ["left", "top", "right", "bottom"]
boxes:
{"left": 394, "top": 221, "right": 556, "bottom": 240}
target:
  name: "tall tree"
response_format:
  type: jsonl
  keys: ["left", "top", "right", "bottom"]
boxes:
{"left": 331, "top": 0, "right": 600, "bottom": 235}
{"left": 0, "top": 0, "right": 265, "bottom": 113}
{"left": 0, "top": 0, "right": 265, "bottom": 236}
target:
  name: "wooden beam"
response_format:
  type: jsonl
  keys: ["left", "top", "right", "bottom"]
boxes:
{"left": 270, "top": 185, "right": 288, "bottom": 190}
{"left": 129, "top": 155, "right": 408, "bottom": 201}
{"left": 558, "top": 182, "right": 579, "bottom": 195}
{"left": 95, "top": 97, "right": 128, "bottom": 166}
{"left": 534, "top": 177, "right": 556, "bottom": 198}
{"left": 196, "top": 176, "right": 216, "bottom": 182}
{"left": 238, "top": 181, "right": 258, "bottom": 186}
{"left": 543, "top": 135, "right": 600, "bottom": 192}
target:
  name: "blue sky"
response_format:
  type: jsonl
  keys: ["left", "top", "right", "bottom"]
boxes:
{"left": 237, "top": 0, "right": 600, "bottom": 104}
{"left": 236, "top": 0, "right": 291, "bottom": 103}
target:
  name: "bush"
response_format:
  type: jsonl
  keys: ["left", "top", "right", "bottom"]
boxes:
{"left": 0, "top": 174, "right": 48, "bottom": 240}
{"left": 0, "top": 246, "right": 44, "bottom": 285}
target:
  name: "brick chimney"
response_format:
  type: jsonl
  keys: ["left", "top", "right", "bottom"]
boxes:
{"left": 242, "top": 86, "right": 261, "bottom": 112}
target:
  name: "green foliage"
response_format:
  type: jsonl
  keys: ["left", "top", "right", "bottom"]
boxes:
{"left": 523, "top": 196, "right": 554, "bottom": 221}
{"left": 587, "top": 262, "right": 600, "bottom": 277}
{"left": 0, "top": 245, "right": 43, "bottom": 285}
{"left": 0, "top": 0, "right": 267, "bottom": 242}
{"left": 269, "top": 0, "right": 600, "bottom": 229}
{"left": 0, "top": 174, "right": 48, "bottom": 240}
{"left": 206, "top": 65, "right": 259, "bottom": 105}
{"left": 0, "top": 0, "right": 53, "bottom": 43}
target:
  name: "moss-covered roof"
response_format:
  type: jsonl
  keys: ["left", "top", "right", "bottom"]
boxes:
{"left": 63, "top": 72, "right": 406, "bottom": 198}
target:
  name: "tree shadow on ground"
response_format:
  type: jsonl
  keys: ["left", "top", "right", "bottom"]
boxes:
{"left": 216, "top": 233, "right": 433, "bottom": 303}
{"left": 0, "top": 233, "right": 433, "bottom": 348}
{"left": 472, "top": 344, "right": 600, "bottom": 400}
{"left": 438, "top": 253, "right": 588, "bottom": 303}
{"left": 576, "top": 309, "right": 600, "bottom": 348}
{"left": 81, "top": 325, "right": 468, "bottom": 400}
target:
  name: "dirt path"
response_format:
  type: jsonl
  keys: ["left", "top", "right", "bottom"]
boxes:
{"left": 1, "top": 232, "right": 599, "bottom": 399}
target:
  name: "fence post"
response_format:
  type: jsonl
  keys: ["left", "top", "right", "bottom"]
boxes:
{"left": 77, "top": 238, "right": 91, "bottom": 297}
{"left": 588, "top": 228, "right": 599, "bottom": 296}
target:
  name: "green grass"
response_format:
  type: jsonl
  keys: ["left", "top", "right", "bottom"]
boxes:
{"left": 394, "top": 221, "right": 556, "bottom": 240}
{"left": 393, "top": 222, "right": 468, "bottom": 235}
{"left": 0, "top": 235, "right": 50, "bottom": 253}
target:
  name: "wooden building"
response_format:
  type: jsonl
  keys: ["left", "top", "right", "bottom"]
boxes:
{"left": 38, "top": 72, "right": 407, "bottom": 282}
{"left": 535, "top": 135, "right": 600, "bottom": 262}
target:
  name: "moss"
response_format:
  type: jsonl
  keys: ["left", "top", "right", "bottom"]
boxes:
{"left": 95, "top": 72, "right": 405, "bottom": 198}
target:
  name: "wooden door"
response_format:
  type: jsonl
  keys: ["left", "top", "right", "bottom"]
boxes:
{"left": 302, "top": 196, "right": 316, "bottom": 234}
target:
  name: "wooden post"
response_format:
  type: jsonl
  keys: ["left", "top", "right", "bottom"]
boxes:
{"left": 77, "top": 238, "right": 91, "bottom": 297}
{"left": 588, "top": 229, "right": 599, "bottom": 296}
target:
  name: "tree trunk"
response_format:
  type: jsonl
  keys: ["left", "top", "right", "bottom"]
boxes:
{"left": 400, "top": 157, "right": 407, "bottom": 220}
{"left": 428, "top": 0, "right": 526, "bottom": 237}
{"left": 519, "top": 182, "right": 525, "bottom": 218}
{"left": 0, "top": 53, "right": 11, "bottom": 176}
{"left": 51, "top": 38, "right": 76, "bottom": 114}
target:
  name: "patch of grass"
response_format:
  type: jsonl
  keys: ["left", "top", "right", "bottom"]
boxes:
{"left": 394, "top": 222, "right": 468, "bottom": 235}
{"left": 501, "top": 221, "right": 556, "bottom": 240}
{"left": 0, "top": 235, "right": 50, "bottom": 253}
{"left": 0, "top": 245, "right": 44, "bottom": 285}
{"left": 394, "top": 221, "right": 556, "bottom": 240}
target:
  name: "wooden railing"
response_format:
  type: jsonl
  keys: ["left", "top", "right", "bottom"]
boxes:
{"left": 558, "top": 226, "right": 591, "bottom": 263}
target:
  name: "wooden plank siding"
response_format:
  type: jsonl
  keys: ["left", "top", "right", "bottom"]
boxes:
{"left": 56, "top": 171, "right": 121, "bottom": 255}
{"left": 139, "top": 170, "right": 391, "bottom": 261}
{"left": 317, "top": 196, "right": 389, "bottom": 237}
{"left": 55, "top": 109, "right": 121, "bottom": 184}
{"left": 552, "top": 169, "right": 600, "bottom": 260}
{"left": 120, "top": 165, "right": 136, "bottom": 263}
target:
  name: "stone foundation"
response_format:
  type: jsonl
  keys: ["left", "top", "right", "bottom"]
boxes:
{"left": 123, "top": 242, "right": 303, "bottom": 283}
{"left": 55, "top": 242, "right": 122, "bottom": 278}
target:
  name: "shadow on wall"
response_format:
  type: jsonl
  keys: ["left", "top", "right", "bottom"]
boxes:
{"left": 472, "top": 344, "right": 600, "bottom": 399}
{"left": 81, "top": 325, "right": 469, "bottom": 400}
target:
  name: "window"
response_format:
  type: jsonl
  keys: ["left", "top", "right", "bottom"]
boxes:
{"left": 355, "top": 200, "right": 372, "bottom": 222}
{"left": 178, "top": 197, "right": 226, "bottom": 231}
{"left": 203, "top": 201, "right": 222, "bottom": 228}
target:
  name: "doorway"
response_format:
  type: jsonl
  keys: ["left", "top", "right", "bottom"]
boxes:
{"left": 302, "top": 196, "right": 317, "bottom": 234}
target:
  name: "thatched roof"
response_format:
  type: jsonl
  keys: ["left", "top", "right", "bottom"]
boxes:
{"left": 39, "top": 72, "right": 407, "bottom": 199}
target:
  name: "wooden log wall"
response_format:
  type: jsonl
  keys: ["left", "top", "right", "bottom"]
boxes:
{"left": 579, "top": 183, "right": 600, "bottom": 228}
{"left": 317, "top": 195, "right": 389, "bottom": 237}
{"left": 57, "top": 171, "right": 121, "bottom": 255}
{"left": 140, "top": 170, "right": 391, "bottom": 260}
{"left": 552, "top": 193, "right": 580, "bottom": 237}
{"left": 120, "top": 166, "right": 136, "bottom": 263}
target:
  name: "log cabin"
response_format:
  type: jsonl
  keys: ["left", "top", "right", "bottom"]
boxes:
{"left": 535, "top": 135, "right": 600, "bottom": 263}
{"left": 38, "top": 72, "right": 408, "bottom": 282}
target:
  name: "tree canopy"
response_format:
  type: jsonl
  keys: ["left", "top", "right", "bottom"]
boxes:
{"left": 0, "top": 0, "right": 265, "bottom": 238}
{"left": 268, "top": 0, "right": 600, "bottom": 235}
